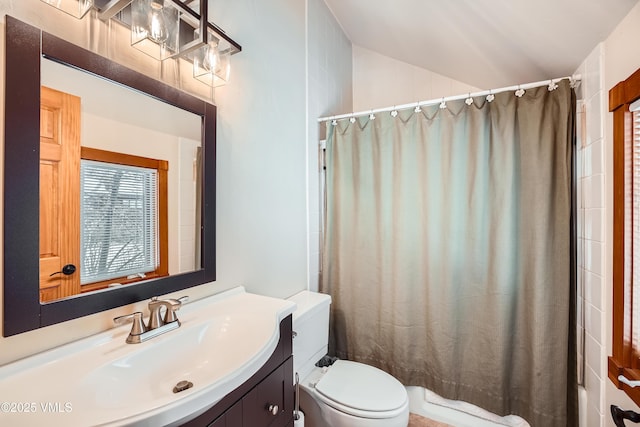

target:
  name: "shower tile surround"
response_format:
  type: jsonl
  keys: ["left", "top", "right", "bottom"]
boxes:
{"left": 575, "top": 44, "right": 607, "bottom": 427}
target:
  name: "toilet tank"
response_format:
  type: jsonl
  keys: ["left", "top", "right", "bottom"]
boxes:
{"left": 287, "top": 291, "right": 332, "bottom": 381}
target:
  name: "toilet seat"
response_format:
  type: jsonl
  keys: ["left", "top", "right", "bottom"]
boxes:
{"left": 313, "top": 360, "right": 408, "bottom": 419}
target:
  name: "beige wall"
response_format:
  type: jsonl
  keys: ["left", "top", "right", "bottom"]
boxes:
{"left": 0, "top": 0, "right": 351, "bottom": 366}
{"left": 352, "top": 45, "right": 481, "bottom": 112}
{"left": 307, "top": 0, "right": 353, "bottom": 291}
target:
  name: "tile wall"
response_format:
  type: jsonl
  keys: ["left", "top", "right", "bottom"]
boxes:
{"left": 575, "top": 43, "right": 607, "bottom": 427}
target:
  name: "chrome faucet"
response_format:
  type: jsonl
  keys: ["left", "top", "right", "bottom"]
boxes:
{"left": 148, "top": 296, "right": 187, "bottom": 329}
{"left": 114, "top": 296, "right": 189, "bottom": 344}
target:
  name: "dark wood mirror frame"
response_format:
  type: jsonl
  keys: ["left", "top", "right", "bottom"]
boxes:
{"left": 3, "top": 16, "right": 216, "bottom": 336}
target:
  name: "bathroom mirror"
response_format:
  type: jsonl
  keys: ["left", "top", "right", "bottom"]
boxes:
{"left": 3, "top": 16, "right": 216, "bottom": 336}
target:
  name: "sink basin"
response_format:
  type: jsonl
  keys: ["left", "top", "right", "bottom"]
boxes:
{"left": 0, "top": 287, "right": 296, "bottom": 426}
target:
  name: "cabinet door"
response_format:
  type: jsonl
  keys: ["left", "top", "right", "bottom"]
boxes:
{"left": 208, "top": 399, "right": 243, "bottom": 427}
{"left": 226, "top": 401, "right": 243, "bottom": 427}
{"left": 242, "top": 358, "right": 293, "bottom": 427}
{"left": 208, "top": 415, "right": 225, "bottom": 427}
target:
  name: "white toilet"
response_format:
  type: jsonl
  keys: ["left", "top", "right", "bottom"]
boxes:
{"left": 289, "top": 291, "right": 409, "bottom": 427}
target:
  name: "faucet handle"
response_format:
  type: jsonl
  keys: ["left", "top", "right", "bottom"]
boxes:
{"left": 164, "top": 296, "right": 189, "bottom": 323}
{"left": 114, "top": 312, "right": 148, "bottom": 336}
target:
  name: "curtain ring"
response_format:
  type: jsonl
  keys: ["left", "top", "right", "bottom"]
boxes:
{"left": 486, "top": 90, "right": 495, "bottom": 102}
{"left": 465, "top": 93, "right": 474, "bottom": 106}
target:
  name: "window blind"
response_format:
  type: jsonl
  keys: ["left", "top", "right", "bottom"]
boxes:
{"left": 80, "top": 160, "right": 158, "bottom": 284}
{"left": 633, "top": 109, "right": 640, "bottom": 353}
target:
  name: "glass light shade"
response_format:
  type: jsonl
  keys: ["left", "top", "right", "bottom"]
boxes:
{"left": 193, "top": 40, "right": 231, "bottom": 87}
{"left": 130, "top": 0, "right": 180, "bottom": 60}
{"left": 40, "top": 0, "right": 94, "bottom": 19}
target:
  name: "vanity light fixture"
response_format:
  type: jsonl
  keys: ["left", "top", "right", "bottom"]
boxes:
{"left": 40, "top": 0, "right": 94, "bottom": 19}
{"left": 40, "top": 0, "right": 242, "bottom": 86}
{"left": 192, "top": 35, "right": 231, "bottom": 87}
{"left": 130, "top": 0, "right": 180, "bottom": 60}
{"left": 173, "top": 1, "right": 239, "bottom": 87}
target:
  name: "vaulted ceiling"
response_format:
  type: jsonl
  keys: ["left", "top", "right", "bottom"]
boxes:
{"left": 323, "top": 0, "right": 639, "bottom": 89}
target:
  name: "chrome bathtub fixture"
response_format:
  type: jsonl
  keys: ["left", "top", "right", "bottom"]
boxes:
{"left": 114, "top": 295, "right": 188, "bottom": 343}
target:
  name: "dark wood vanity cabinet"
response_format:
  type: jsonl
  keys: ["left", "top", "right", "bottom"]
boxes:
{"left": 182, "top": 315, "right": 294, "bottom": 427}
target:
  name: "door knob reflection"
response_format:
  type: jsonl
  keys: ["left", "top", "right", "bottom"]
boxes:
{"left": 49, "top": 264, "right": 77, "bottom": 276}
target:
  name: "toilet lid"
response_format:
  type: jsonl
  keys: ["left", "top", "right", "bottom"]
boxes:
{"left": 314, "top": 360, "right": 407, "bottom": 414}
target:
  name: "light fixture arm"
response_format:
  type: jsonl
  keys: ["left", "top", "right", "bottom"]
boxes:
{"left": 98, "top": 0, "right": 133, "bottom": 20}
{"left": 200, "top": 0, "right": 208, "bottom": 45}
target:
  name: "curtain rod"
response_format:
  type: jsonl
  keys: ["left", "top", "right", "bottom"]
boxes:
{"left": 317, "top": 74, "right": 582, "bottom": 123}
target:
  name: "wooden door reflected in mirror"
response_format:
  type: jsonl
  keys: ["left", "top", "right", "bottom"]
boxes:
{"left": 39, "top": 86, "right": 81, "bottom": 302}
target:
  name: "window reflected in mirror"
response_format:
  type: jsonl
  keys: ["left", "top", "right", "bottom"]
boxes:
{"left": 79, "top": 148, "right": 167, "bottom": 294}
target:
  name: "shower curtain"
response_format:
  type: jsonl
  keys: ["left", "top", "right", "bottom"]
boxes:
{"left": 321, "top": 80, "right": 577, "bottom": 427}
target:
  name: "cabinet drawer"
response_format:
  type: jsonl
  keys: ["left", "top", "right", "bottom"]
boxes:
{"left": 242, "top": 357, "right": 293, "bottom": 427}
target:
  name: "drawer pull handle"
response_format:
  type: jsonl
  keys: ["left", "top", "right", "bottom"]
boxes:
{"left": 268, "top": 404, "right": 279, "bottom": 415}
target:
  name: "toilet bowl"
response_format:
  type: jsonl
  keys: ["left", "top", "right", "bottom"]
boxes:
{"left": 288, "top": 291, "right": 409, "bottom": 427}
